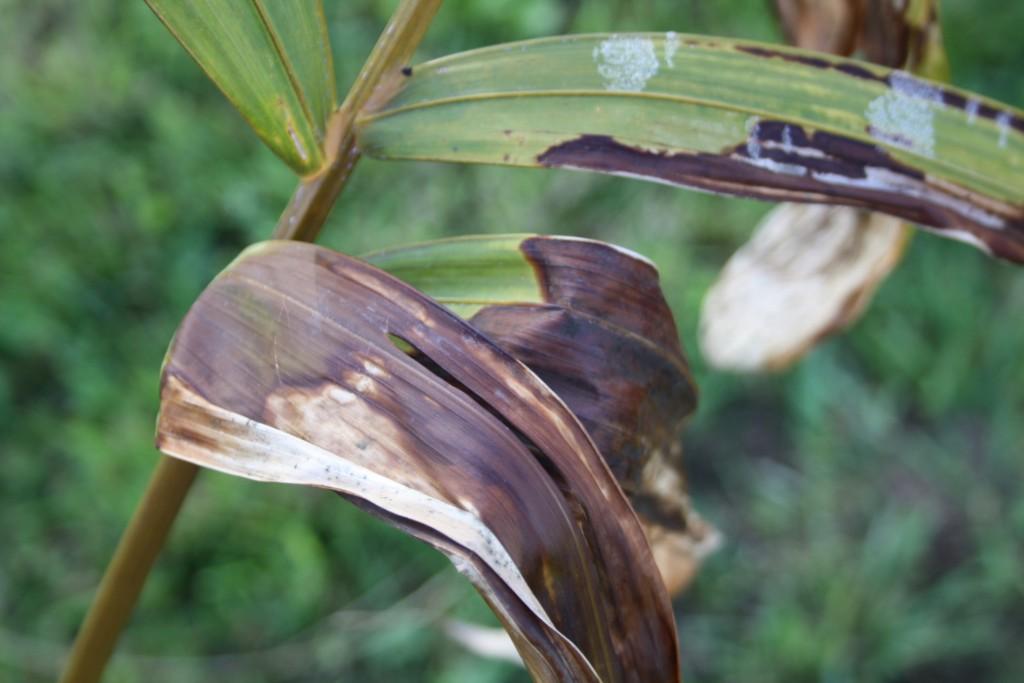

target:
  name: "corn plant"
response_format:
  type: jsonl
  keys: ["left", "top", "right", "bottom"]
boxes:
{"left": 60, "top": 1, "right": 1022, "bottom": 682}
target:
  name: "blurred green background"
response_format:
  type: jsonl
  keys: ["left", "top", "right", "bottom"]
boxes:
{"left": 2, "top": 0, "right": 1023, "bottom": 681}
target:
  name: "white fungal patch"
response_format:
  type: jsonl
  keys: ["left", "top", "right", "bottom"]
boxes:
{"left": 353, "top": 374, "right": 374, "bottom": 393}
{"left": 811, "top": 166, "right": 1006, "bottom": 229}
{"left": 890, "top": 70, "right": 944, "bottom": 104}
{"left": 746, "top": 117, "right": 763, "bottom": 159}
{"left": 739, "top": 132, "right": 808, "bottom": 176}
{"left": 327, "top": 386, "right": 356, "bottom": 405}
{"left": 966, "top": 98, "right": 980, "bottom": 124}
{"left": 866, "top": 71, "right": 943, "bottom": 158}
{"left": 997, "top": 111, "right": 1012, "bottom": 149}
{"left": 664, "top": 31, "right": 680, "bottom": 68}
{"left": 593, "top": 35, "right": 659, "bottom": 92}
{"left": 286, "top": 119, "right": 310, "bottom": 164}
{"left": 363, "top": 359, "right": 388, "bottom": 377}
{"left": 742, "top": 156, "right": 808, "bottom": 177}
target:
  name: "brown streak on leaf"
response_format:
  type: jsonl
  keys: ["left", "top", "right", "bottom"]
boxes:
{"left": 537, "top": 134, "right": 1024, "bottom": 262}
{"left": 739, "top": 41, "right": 1023, "bottom": 131}
{"left": 520, "top": 236, "right": 689, "bottom": 371}
{"left": 157, "top": 241, "right": 679, "bottom": 682}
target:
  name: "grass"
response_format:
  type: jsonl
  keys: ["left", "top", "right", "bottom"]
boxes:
{"left": 1, "top": 0, "right": 1022, "bottom": 681}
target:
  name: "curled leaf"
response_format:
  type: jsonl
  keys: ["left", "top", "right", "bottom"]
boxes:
{"left": 368, "top": 235, "right": 718, "bottom": 593}
{"left": 146, "top": 0, "right": 336, "bottom": 174}
{"left": 357, "top": 34, "right": 1024, "bottom": 262}
{"left": 156, "top": 241, "right": 680, "bottom": 682}
{"left": 773, "top": 0, "right": 862, "bottom": 56}
{"left": 774, "top": 0, "right": 948, "bottom": 76}
{"left": 700, "top": 205, "right": 908, "bottom": 371}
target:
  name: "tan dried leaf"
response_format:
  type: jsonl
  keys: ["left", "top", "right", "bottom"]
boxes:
{"left": 699, "top": 204, "right": 908, "bottom": 372}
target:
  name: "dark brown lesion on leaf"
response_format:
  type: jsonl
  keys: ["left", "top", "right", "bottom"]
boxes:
{"left": 471, "top": 305, "right": 694, "bottom": 494}
{"left": 520, "top": 236, "right": 689, "bottom": 364}
{"left": 736, "top": 44, "right": 888, "bottom": 83}
{"left": 157, "top": 241, "right": 681, "bottom": 682}
{"left": 537, "top": 134, "right": 1024, "bottom": 263}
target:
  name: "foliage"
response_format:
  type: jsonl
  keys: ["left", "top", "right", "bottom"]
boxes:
{"left": 2, "top": 0, "right": 1023, "bottom": 681}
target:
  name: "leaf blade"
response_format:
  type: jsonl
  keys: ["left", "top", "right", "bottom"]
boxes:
{"left": 146, "top": 0, "right": 335, "bottom": 173}
{"left": 357, "top": 33, "right": 1024, "bottom": 260}
{"left": 157, "top": 240, "right": 680, "bottom": 682}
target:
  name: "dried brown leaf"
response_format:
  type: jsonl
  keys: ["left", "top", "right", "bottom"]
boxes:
{"left": 156, "top": 241, "right": 680, "bottom": 682}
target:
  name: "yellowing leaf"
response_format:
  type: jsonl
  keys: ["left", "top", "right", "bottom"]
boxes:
{"left": 357, "top": 33, "right": 1024, "bottom": 262}
{"left": 146, "top": 0, "right": 336, "bottom": 174}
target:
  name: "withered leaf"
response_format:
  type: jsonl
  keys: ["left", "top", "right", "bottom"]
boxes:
{"left": 156, "top": 241, "right": 680, "bottom": 682}
{"left": 369, "top": 235, "right": 719, "bottom": 594}
{"left": 773, "top": 0, "right": 947, "bottom": 75}
{"left": 700, "top": 205, "right": 908, "bottom": 371}
{"left": 773, "top": 0, "right": 863, "bottom": 57}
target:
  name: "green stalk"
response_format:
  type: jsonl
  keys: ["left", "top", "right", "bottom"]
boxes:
{"left": 58, "top": 2, "right": 443, "bottom": 680}
{"left": 58, "top": 456, "right": 197, "bottom": 683}
{"left": 274, "top": 0, "right": 443, "bottom": 240}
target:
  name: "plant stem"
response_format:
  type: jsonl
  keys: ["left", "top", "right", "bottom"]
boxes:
{"left": 58, "top": 456, "right": 197, "bottom": 683}
{"left": 274, "top": 0, "right": 443, "bottom": 240}
{"left": 59, "top": 1, "right": 443, "bottom": 680}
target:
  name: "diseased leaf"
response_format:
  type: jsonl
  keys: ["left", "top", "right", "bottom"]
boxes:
{"left": 356, "top": 33, "right": 1024, "bottom": 261}
{"left": 156, "top": 241, "right": 679, "bottom": 683}
{"left": 859, "top": 0, "right": 949, "bottom": 78}
{"left": 146, "top": 0, "right": 336, "bottom": 174}
{"left": 773, "top": 0, "right": 862, "bottom": 57}
{"left": 700, "top": 1, "right": 945, "bottom": 373}
{"left": 774, "top": 0, "right": 949, "bottom": 76}
{"left": 700, "top": 205, "right": 908, "bottom": 371}
{"left": 368, "top": 234, "right": 718, "bottom": 593}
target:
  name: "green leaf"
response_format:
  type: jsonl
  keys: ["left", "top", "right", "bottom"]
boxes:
{"left": 364, "top": 234, "right": 544, "bottom": 318}
{"left": 157, "top": 240, "right": 680, "bottom": 682}
{"left": 356, "top": 33, "right": 1024, "bottom": 262}
{"left": 146, "top": 0, "right": 336, "bottom": 174}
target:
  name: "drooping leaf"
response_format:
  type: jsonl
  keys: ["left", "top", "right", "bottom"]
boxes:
{"left": 367, "top": 234, "right": 718, "bottom": 593}
{"left": 156, "top": 241, "right": 679, "bottom": 683}
{"left": 774, "top": 0, "right": 949, "bottom": 76}
{"left": 772, "top": 0, "right": 863, "bottom": 57}
{"left": 859, "top": 0, "right": 949, "bottom": 78}
{"left": 146, "top": 0, "right": 336, "bottom": 174}
{"left": 356, "top": 33, "right": 1024, "bottom": 262}
{"left": 700, "top": 0, "right": 946, "bottom": 373}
